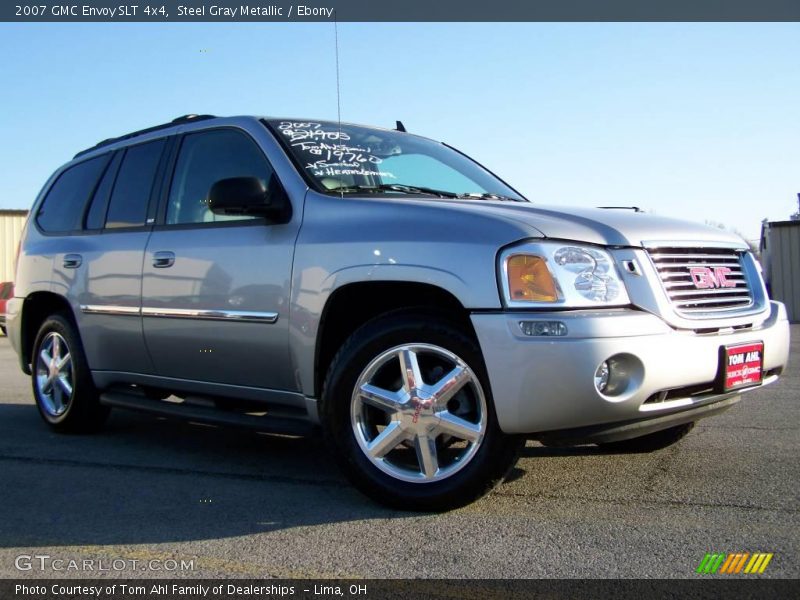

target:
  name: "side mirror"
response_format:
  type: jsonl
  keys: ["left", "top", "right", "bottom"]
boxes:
{"left": 208, "top": 176, "right": 290, "bottom": 220}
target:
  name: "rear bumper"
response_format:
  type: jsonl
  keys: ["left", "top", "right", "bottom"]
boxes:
{"left": 4, "top": 297, "right": 25, "bottom": 372}
{"left": 471, "top": 301, "right": 790, "bottom": 435}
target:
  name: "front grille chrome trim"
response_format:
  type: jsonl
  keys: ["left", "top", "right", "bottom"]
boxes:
{"left": 643, "top": 244, "right": 768, "bottom": 320}
{"left": 670, "top": 288, "right": 750, "bottom": 298}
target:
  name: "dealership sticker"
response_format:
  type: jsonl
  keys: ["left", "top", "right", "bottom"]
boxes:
{"left": 723, "top": 342, "right": 764, "bottom": 391}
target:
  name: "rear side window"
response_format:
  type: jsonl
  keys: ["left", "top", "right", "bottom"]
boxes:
{"left": 84, "top": 151, "right": 123, "bottom": 230}
{"left": 105, "top": 139, "right": 166, "bottom": 229}
{"left": 36, "top": 155, "right": 109, "bottom": 232}
{"left": 166, "top": 129, "right": 276, "bottom": 225}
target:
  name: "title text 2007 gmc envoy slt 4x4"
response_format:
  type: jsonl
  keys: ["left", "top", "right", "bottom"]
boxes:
{"left": 6, "top": 115, "right": 790, "bottom": 510}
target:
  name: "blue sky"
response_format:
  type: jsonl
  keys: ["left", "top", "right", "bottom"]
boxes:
{"left": 0, "top": 22, "right": 797, "bottom": 241}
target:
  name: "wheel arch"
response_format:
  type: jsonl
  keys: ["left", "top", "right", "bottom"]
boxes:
{"left": 20, "top": 292, "right": 76, "bottom": 374}
{"left": 313, "top": 280, "right": 477, "bottom": 399}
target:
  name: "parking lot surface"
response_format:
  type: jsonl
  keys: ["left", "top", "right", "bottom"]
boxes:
{"left": 0, "top": 327, "right": 797, "bottom": 579}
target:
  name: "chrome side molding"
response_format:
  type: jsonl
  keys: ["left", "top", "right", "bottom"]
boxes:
{"left": 80, "top": 305, "right": 278, "bottom": 324}
{"left": 141, "top": 307, "right": 279, "bottom": 324}
{"left": 80, "top": 305, "right": 140, "bottom": 316}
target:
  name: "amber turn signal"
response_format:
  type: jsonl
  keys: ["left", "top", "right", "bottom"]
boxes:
{"left": 506, "top": 255, "right": 559, "bottom": 302}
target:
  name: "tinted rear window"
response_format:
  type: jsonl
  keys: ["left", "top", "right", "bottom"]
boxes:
{"left": 105, "top": 139, "right": 166, "bottom": 229}
{"left": 36, "top": 155, "right": 110, "bottom": 232}
{"left": 84, "top": 152, "right": 123, "bottom": 230}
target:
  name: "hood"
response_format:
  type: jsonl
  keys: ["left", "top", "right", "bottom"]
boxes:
{"left": 438, "top": 201, "right": 748, "bottom": 248}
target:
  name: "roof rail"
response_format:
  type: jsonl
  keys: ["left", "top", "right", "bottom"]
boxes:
{"left": 73, "top": 114, "right": 217, "bottom": 158}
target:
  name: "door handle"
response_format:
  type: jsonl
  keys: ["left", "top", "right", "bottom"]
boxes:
{"left": 153, "top": 251, "right": 175, "bottom": 268}
{"left": 63, "top": 254, "right": 82, "bottom": 269}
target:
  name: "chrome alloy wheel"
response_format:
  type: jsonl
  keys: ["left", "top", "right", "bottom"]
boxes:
{"left": 350, "top": 343, "right": 488, "bottom": 483}
{"left": 35, "top": 332, "right": 74, "bottom": 417}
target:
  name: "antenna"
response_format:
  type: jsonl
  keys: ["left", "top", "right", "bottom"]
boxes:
{"left": 395, "top": 120, "right": 407, "bottom": 132}
{"left": 334, "top": 13, "right": 342, "bottom": 127}
{"left": 334, "top": 12, "right": 343, "bottom": 196}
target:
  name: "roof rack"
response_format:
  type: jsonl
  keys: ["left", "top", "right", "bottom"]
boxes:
{"left": 73, "top": 114, "right": 217, "bottom": 158}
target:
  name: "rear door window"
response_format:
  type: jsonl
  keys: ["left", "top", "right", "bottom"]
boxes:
{"left": 36, "top": 155, "right": 110, "bottom": 232}
{"left": 105, "top": 139, "right": 166, "bottom": 229}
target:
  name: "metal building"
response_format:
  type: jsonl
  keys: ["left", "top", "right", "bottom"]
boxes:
{"left": 0, "top": 209, "right": 28, "bottom": 283}
{"left": 760, "top": 219, "right": 800, "bottom": 323}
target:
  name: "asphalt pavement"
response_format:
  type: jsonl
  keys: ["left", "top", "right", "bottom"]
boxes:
{"left": 0, "top": 327, "right": 797, "bottom": 579}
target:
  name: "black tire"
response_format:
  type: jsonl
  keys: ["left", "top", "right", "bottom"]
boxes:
{"left": 31, "top": 313, "right": 109, "bottom": 433}
{"left": 321, "top": 311, "right": 524, "bottom": 512}
{"left": 597, "top": 422, "right": 695, "bottom": 453}
{"left": 0, "top": 325, "right": 6, "bottom": 336}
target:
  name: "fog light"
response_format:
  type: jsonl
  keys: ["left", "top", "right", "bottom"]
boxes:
{"left": 518, "top": 320, "right": 567, "bottom": 337}
{"left": 593, "top": 354, "right": 644, "bottom": 400}
{"left": 594, "top": 361, "right": 610, "bottom": 393}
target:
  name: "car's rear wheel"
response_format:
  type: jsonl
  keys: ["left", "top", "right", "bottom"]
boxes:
{"left": 597, "top": 422, "right": 695, "bottom": 453}
{"left": 322, "top": 312, "right": 524, "bottom": 511}
{"left": 31, "top": 313, "right": 109, "bottom": 432}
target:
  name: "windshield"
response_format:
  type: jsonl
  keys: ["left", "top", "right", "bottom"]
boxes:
{"left": 265, "top": 119, "right": 526, "bottom": 201}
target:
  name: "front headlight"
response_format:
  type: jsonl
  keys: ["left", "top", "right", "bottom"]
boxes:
{"left": 500, "top": 242, "right": 630, "bottom": 308}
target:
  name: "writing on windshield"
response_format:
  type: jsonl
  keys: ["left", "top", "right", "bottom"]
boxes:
{"left": 266, "top": 119, "right": 524, "bottom": 201}
{"left": 276, "top": 121, "right": 397, "bottom": 180}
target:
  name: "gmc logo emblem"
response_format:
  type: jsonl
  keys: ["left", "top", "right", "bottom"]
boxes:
{"left": 689, "top": 266, "right": 737, "bottom": 289}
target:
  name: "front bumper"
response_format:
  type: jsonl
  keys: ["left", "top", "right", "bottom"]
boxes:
{"left": 471, "top": 301, "right": 790, "bottom": 435}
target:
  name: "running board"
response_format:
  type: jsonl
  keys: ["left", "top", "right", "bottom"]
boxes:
{"left": 99, "top": 391, "right": 314, "bottom": 436}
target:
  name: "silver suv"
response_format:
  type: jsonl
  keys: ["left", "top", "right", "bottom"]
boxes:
{"left": 6, "top": 115, "right": 791, "bottom": 510}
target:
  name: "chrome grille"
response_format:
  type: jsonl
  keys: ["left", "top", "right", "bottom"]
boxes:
{"left": 647, "top": 247, "right": 753, "bottom": 314}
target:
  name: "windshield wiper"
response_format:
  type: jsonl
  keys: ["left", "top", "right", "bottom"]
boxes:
{"left": 385, "top": 184, "right": 460, "bottom": 198}
{"left": 325, "top": 183, "right": 459, "bottom": 198}
{"left": 456, "top": 192, "right": 526, "bottom": 203}
{"left": 324, "top": 184, "right": 525, "bottom": 202}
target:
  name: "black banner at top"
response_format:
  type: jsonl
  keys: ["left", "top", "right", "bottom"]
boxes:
{"left": 2, "top": 0, "right": 800, "bottom": 22}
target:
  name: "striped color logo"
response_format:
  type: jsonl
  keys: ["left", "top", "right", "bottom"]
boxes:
{"left": 696, "top": 553, "right": 774, "bottom": 574}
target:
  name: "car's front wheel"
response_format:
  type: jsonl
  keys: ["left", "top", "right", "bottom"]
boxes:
{"left": 322, "top": 312, "right": 524, "bottom": 511}
{"left": 31, "top": 313, "right": 109, "bottom": 432}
